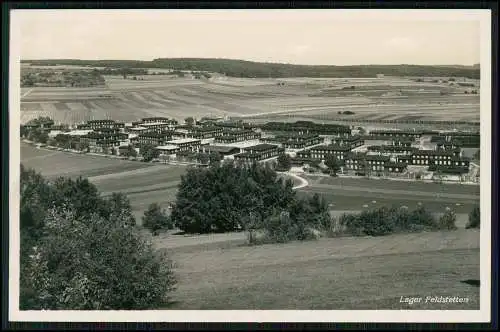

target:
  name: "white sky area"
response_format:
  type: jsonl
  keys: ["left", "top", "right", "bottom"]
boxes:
{"left": 15, "top": 9, "right": 481, "bottom": 66}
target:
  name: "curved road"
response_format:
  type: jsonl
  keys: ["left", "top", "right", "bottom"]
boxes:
{"left": 281, "top": 172, "right": 309, "bottom": 190}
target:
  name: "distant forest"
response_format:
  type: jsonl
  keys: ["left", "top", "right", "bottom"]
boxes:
{"left": 21, "top": 58, "right": 480, "bottom": 79}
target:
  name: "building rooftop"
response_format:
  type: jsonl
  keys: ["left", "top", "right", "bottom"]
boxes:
{"left": 365, "top": 155, "right": 391, "bottom": 161}
{"left": 345, "top": 153, "right": 367, "bottom": 160}
{"left": 141, "top": 122, "right": 171, "bottom": 127}
{"left": 384, "top": 162, "right": 408, "bottom": 168}
{"left": 204, "top": 145, "right": 240, "bottom": 154}
{"left": 311, "top": 144, "right": 352, "bottom": 152}
{"left": 142, "top": 117, "right": 170, "bottom": 121}
{"left": 88, "top": 119, "right": 115, "bottom": 124}
{"left": 156, "top": 145, "right": 179, "bottom": 151}
{"left": 68, "top": 130, "right": 93, "bottom": 136}
{"left": 413, "top": 150, "right": 454, "bottom": 156}
{"left": 192, "top": 126, "right": 223, "bottom": 133}
{"left": 138, "top": 131, "right": 173, "bottom": 138}
{"left": 369, "top": 129, "right": 424, "bottom": 135}
{"left": 244, "top": 143, "right": 279, "bottom": 151}
{"left": 166, "top": 138, "right": 201, "bottom": 145}
{"left": 129, "top": 126, "right": 147, "bottom": 131}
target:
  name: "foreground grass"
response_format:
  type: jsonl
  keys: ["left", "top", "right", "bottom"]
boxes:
{"left": 158, "top": 229, "right": 479, "bottom": 310}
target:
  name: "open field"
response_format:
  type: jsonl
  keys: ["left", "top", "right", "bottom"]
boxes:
{"left": 21, "top": 143, "right": 154, "bottom": 179}
{"left": 20, "top": 74, "right": 479, "bottom": 126}
{"left": 299, "top": 175, "right": 479, "bottom": 217}
{"left": 159, "top": 229, "right": 479, "bottom": 309}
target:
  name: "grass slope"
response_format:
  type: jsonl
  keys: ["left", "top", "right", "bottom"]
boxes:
{"left": 161, "top": 229, "right": 479, "bottom": 309}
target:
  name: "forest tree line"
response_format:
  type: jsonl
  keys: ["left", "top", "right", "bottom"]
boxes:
{"left": 22, "top": 58, "right": 480, "bottom": 79}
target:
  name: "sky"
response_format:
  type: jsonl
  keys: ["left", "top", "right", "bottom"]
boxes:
{"left": 13, "top": 9, "right": 483, "bottom": 66}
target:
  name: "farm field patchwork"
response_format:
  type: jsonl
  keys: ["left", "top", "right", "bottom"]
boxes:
{"left": 160, "top": 229, "right": 479, "bottom": 309}
{"left": 20, "top": 75, "right": 480, "bottom": 125}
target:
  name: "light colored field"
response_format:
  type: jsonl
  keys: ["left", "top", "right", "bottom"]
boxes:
{"left": 21, "top": 143, "right": 154, "bottom": 180}
{"left": 160, "top": 229, "right": 479, "bottom": 309}
{"left": 298, "top": 175, "right": 479, "bottom": 215}
{"left": 20, "top": 74, "right": 479, "bottom": 125}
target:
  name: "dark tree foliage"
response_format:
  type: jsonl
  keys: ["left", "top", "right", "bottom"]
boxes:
{"left": 171, "top": 163, "right": 297, "bottom": 234}
{"left": 276, "top": 154, "right": 292, "bottom": 171}
{"left": 324, "top": 155, "right": 341, "bottom": 175}
{"left": 209, "top": 152, "right": 223, "bottom": 165}
{"left": 338, "top": 205, "right": 451, "bottom": 237}
{"left": 19, "top": 165, "right": 176, "bottom": 310}
{"left": 143, "top": 203, "right": 173, "bottom": 234}
{"left": 466, "top": 204, "right": 480, "bottom": 229}
{"left": 140, "top": 144, "right": 160, "bottom": 162}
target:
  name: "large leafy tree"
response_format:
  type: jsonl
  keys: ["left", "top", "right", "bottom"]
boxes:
{"left": 171, "top": 163, "right": 298, "bottom": 234}
{"left": 324, "top": 155, "right": 341, "bottom": 175}
{"left": 140, "top": 144, "right": 159, "bottom": 162}
{"left": 19, "top": 165, "right": 176, "bottom": 310}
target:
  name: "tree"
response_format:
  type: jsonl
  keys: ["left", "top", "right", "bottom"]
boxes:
{"left": 105, "top": 192, "right": 136, "bottom": 227}
{"left": 197, "top": 153, "right": 209, "bottom": 165}
{"left": 171, "top": 163, "right": 297, "bottom": 234}
{"left": 142, "top": 203, "right": 173, "bottom": 235}
{"left": 20, "top": 125, "right": 28, "bottom": 138}
{"left": 20, "top": 166, "right": 177, "bottom": 310}
{"left": 209, "top": 152, "right": 223, "bottom": 165}
{"left": 466, "top": 204, "right": 480, "bottom": 229}
{"left": 438, "top": 209, "right": 457, "bottom": 230}
{"left": 276, "top": 153, "right": 292, "bottom": 171}
{"left": 309, "top": 159, "right": 321, "bottom": 169}
{"left": 184, "top": 117, "right": 195, "bottom": 126}
{"left": 79, "top": 141, "right": 90, "bottom": 153}
{"left": 22, "top": 208, "right": 176, "bottom": 310}
{"left": 140, "top": 144, "right": 159, "bottom": 162}
{"left": 324, "top": 155, "right": 341, "bottom": 175}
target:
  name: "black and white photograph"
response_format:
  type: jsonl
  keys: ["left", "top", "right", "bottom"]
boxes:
{"left": 7, "top": 8, "right": 492, "bottom": 323}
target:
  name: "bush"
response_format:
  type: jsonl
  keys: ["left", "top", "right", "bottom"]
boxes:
{"left": 336, "top": 206, "right": 440, "bottom": 237}
{"left": 438, "top": 209, "right": 458, "bottom": 230}
{"left": 466, "top": 204, "right": 480, "bottom": 229}
{"left": 260, "top": 210, "right": 317, "bottom": 244}
{"left": 142, "top": 203, "right": 173, "bottom": 234}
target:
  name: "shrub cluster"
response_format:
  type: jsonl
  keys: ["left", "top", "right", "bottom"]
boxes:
{"left": 466, "top": 204, "right": 480, "bottom": 229}
{"left": 322, "top": 206, "right": 457, "bottom": 237}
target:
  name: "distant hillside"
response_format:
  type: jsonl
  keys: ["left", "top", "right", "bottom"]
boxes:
{"left": 21, "top": 58, "right": 480, "bottom": 79}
